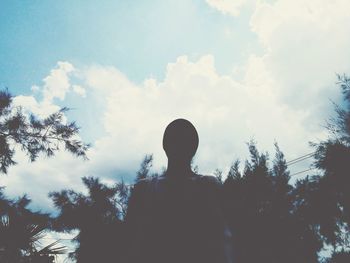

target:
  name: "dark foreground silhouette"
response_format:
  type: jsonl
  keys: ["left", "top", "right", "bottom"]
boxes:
{"left": 125, "top": 119, "right": 233, "bottom": 263}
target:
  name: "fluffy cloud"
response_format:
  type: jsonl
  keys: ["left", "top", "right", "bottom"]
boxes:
{"left": 249, "top": 0, "right": 350, "bottom": 117}
{"left": 12, "top": 61, "right": 81, "bottom": 119}
{"left": 12, "top": 95, "right": 60, "bottom": 119}
{"left": 42, "top": 61, "right": 75, "bottom": 102}
{"left": 248, "top": 0, "right": 350, "bottom": 116}
{"left": 205, "top": 0, "right": 249, "bottom": 16}
{"left": 83, "top": 55, "right": 321, "bottom": 177}
{"left": 72, "top": 85, "right": 86, "bottom": 97}
{"left": 207, "top": 0, "right": 350, "bottom": 117}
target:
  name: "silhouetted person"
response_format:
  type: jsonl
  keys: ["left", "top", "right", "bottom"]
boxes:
{"left": 125, "top": 119, "right": 233, "bottom": 263}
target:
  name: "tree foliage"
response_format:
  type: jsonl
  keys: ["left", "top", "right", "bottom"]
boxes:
{"left": 222, "top": 142, "right": 323, "bottom": 263}
{"left": 311, "top": 74, "right": 350, "bottom": 257}
{"left": 0, "top": 189, "right": 66, "bottom": 263}
{"left": 49, "top": 177, "right": 125, "bottom": 262}
{"left": 0, "top": 89, "right": 89, "bottom": 174}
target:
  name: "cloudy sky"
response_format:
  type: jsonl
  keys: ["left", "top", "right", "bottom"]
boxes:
{"left": 1, "top": 0, "right": 350, "bottom": 212}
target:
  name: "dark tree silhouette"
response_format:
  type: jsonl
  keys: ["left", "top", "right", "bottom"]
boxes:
{"left": 0, "top": 189, "right": 66, "bottom": 262}
{"left": 49, "top": 177, "right": 125, "bottom": 263}
{"left": 48, "top": 156, "right": 161, "bottom": 262}
{"left": 135, "top": 154, "right": 154, "bottom": 182}
{"left": 328, "top": 250, "right": 350, "bottom": 263}
{"left": 0, "top": 89, "right": 89, "bottom": 174}
{"left": 310, "top": 74, "right": 350, "bottom": 258}
{"left": 115, "top": 179, "right": 131, "bottom": 219}
{"left": 223, "top": 142, "right": 323, "bottom": 263}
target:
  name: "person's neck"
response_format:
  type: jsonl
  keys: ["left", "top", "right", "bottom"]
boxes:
{"left": 165, "top": 160, "right": 194, "bottom": 179}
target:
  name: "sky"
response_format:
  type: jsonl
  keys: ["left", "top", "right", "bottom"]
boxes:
{"left": 2, "top": 0, "right": 350, "bottom": 205}
{"left": 1, "top": 1, "right": 350, "bottom": 258}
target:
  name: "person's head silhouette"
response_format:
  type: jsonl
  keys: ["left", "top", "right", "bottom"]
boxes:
{"left": 163, "top": 119, "right": 198, "bottom": 177}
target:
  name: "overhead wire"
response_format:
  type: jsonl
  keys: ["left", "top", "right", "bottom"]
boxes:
{"left": 286, "top": 152, "right": 317, "bottom": 177}
{"left": 286, "top": 152, "right": 315, "bottom": 166}
{"left": 290, "top": 168, "right": 316, "bottom": 177}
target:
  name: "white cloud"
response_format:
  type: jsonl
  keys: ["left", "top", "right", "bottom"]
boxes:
{"left": 246, "top": 0, "right": 350, "bottom": 128}
{"left": 82, "top": 54, "right": 323, "bottom": 177}
{"left": 206, "top": 0, "right": 249, "bottom": 16}
{"left": 42, "top": 61, "right": 75, "bottom": 103}
{"left": 72, "top": 85, "right": 86, "bottom": 97}
{"left": 12, "top": 61, "right": 86, "bottom": 119}
{"left": 13, "top": 95, "right": 60, "bottom": 119}
{"left": 31, "top": 85, "right": 40, "bottom": 92}
{"left": 12, "top": 62, "right": 75, "bottom": 119}
{"left": 1, "top": 150, "right": 88, "bottom": 211}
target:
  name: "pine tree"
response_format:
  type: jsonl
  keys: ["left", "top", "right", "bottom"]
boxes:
{"left": 223, "top": 142, "right": 322, "bottom": 262}
{"left": 49, "top": 177, "right": 125, "bottom": 263}
{"left": 311, "top": 74, "right": 350, "bottom": 257}
{"left": 0, "top": 89, "right": 89, "bottom": 174}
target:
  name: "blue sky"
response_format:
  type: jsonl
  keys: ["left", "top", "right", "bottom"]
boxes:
{"left": 1, "top": 0, "right": 261, "bottom": 144}
{"left": 0, "top": 0, "right": 260, "bottom": 95}
{"left": 1, "top": 0, "right": 350, "bottom": 213}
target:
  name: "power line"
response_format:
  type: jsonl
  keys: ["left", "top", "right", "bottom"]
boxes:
{"left": 286, "top": 152, "right": 315, "bottom": 166}
{"left": 290, "top": 168, "right": 316, "bottom": 177}
{"left": 287, "top": 155, "right": 314, "bottom": 166}
{"left": 287, "top": 156, "right": 314, "bottom": 166}
{"left": 284, "top": 152, "right": 318, "bottom": 177}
